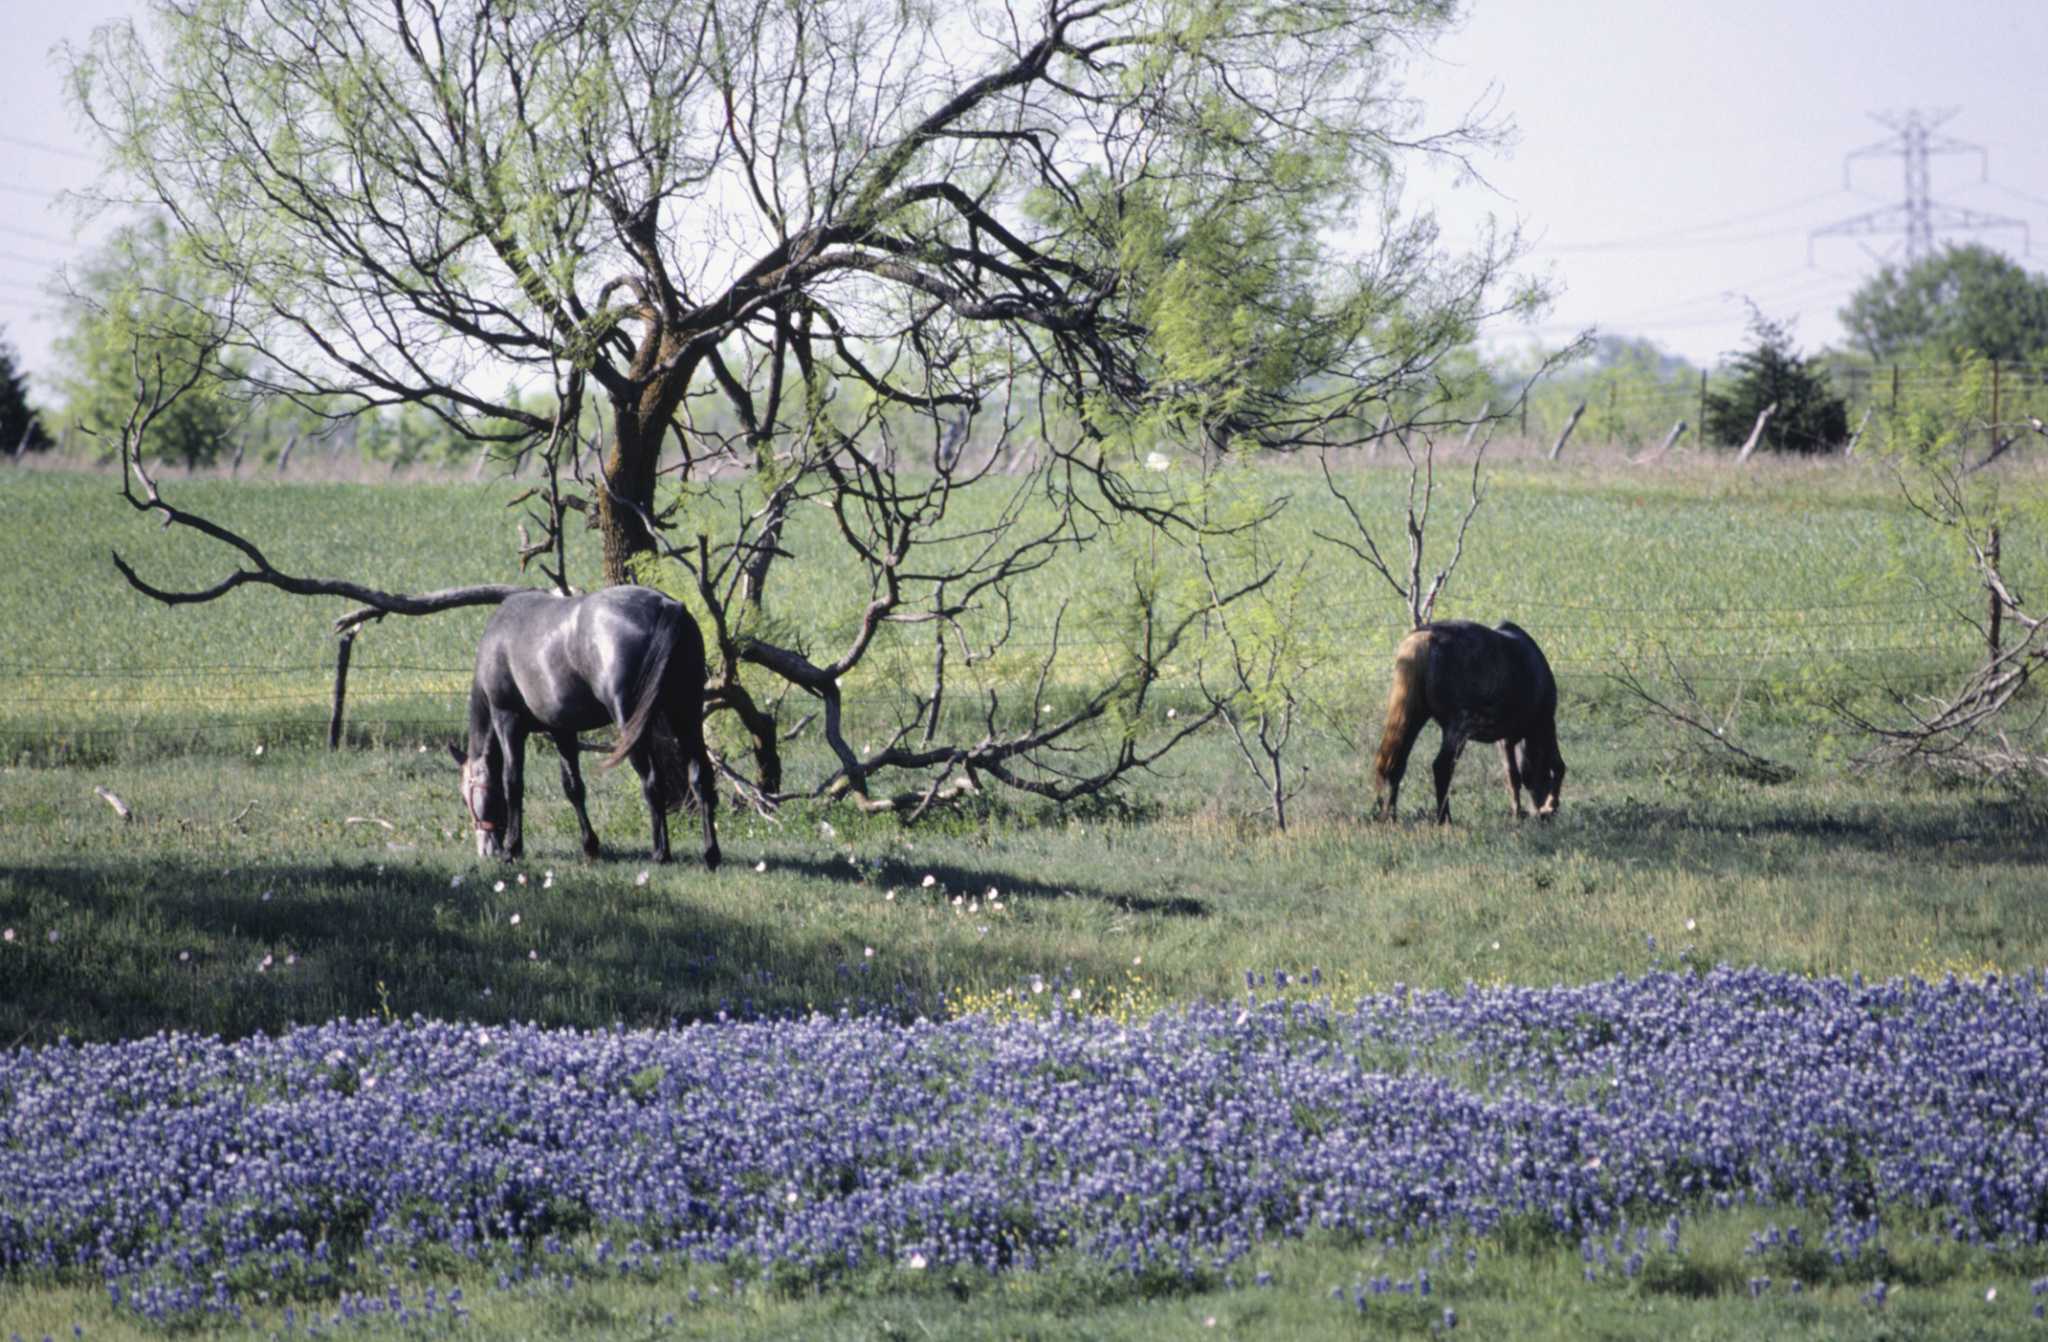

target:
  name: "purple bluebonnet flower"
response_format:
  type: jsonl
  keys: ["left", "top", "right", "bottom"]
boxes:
{"left": 4, "top": 966, "right": 2046, "bottom": 1322}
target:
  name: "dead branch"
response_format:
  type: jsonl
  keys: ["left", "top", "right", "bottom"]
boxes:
{"left": 1316, "top": 422, "right": 1491, "bottom": 629}
{"left": 1610, "top": 655, "right": 1793, "bottom": 784}
{"left": 1839, "top": 411, "right": 2048, "bottom": 781}
{"left": 111, "top": 337, "right": 537, "bottom": 632}
{"left": 94, "top": 786, "right": 133, "bottom": 821}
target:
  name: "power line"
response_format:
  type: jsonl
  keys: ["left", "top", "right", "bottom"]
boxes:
{"left": 1809, "top": 109, "right": 2028, "bottom": 264}
{"left": 0, "top": 133, "right": 94, "bottom": 162}
{"left": 0, "top": 222, "right": 72, "bottom": 248}
{"left": 1537, "top": 189, "right": 1854, "bottom": 255}
{"left": 1548, "top": 224, "right": 1825, "bottom": 256}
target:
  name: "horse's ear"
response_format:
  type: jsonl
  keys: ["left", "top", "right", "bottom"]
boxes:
{"left": 447, "top": 740, "right": 468, "bottom": 767}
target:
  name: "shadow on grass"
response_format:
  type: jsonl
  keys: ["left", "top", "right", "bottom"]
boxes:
{"left": 0, "top": 852, "right": 1153, "bottom": 1046}
{"left": 765, "top": 853, "right": 1210, "bottom": 919}
{"left": 1564, "top": 794, "right": 2048, "bottom": 871}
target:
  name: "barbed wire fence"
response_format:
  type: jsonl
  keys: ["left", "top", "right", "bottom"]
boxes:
{"left": 0, "top": 590, "right": 1995, "bottom": 768}
{"left": 1511, "top": 358, "right": 2048, "bottom": 456}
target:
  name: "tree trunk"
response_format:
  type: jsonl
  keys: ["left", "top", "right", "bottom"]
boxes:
{"left": 599, "top": 371, "right": 691, "bottom": 586}
{"left": 739, "top": 488, "right": 790, "bottom": 608}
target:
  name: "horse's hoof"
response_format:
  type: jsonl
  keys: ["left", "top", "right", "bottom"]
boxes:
{"left": 582, "top": 836, "right": 600, "bottom": 858}
{"left": 703, "top": 846, "right": 722, "bottom": 872}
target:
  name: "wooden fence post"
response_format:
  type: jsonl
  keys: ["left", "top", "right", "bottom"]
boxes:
{"left": 1548, "top": 401, "right": 1586, "bottom": 462}
{"left": 1634, "top": 419, "right": 1687, "bottom": 463}
{"left": 1989, "top": 524, "right": 2003, "bottom": 661}
{"left": 1697, "top": 369, "right": 1708, "bottom": 446}
{"left": 1844, "top": 405, "right": 1873, "bottom": 458}
{"left": 1459, "top": 401, "right": 1491, "bottom": 451}
{"left": 1734, "top": 402, "right": 1779, "bottom": 464}
{"left": 328, "top": 628, "right": 358, "bottom": 751}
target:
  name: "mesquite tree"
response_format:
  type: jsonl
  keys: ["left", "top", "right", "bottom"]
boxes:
{"left": 1837, "top": 371, "right": 2048, "bottom": 783}
{"left": 75, "top": 0, "right": 1538, "bottom": 811}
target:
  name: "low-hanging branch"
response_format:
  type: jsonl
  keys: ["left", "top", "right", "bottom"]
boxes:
{"left": 112, "top": 342, "right": 538, "bottom": 632}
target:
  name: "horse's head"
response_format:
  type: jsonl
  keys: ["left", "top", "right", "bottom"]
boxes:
{"left": 1517, "top": 737, "right": 1567, "bottom": 817}
{"left": 448, "top": 741, "right": 507, "bottom": 856}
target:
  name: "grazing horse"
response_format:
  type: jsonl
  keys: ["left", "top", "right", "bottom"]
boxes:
{"left": 451, "top": 586, "right": 721, "bottom": 868}
{"left": 1372, "top": 619, "right": 1565, "bottom": 823}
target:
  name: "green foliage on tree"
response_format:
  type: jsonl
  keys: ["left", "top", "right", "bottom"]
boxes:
{"left": 70, "top": 0, "right": 1533, "bottom": 573}
{"left": 69, "top": 0, "right": 1541, "bottom": 813}
{"left": 1704, "top": 308, "right": 1847, "bottom": 455}
{"left": 0, "top": 328, "right": 51, "bottom": 455}
{"left": 53, "top": 217, "right": 240, "bottom": 469}
{"left": 1839, "top": 244, "right": 2048, "bottom": 364}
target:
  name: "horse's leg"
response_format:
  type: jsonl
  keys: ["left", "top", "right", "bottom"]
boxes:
{"left": 555, "top": 732, "right": 600, "bottom": 858}
{"left": 500, "top": 721, "right": 530, "bottom": 858}
{"left": 664, "top": 698, "right": 721, "bottom": 871}
{"left": 1499, "top": 740, "right": 1527, "bottom": 819}
{"left": 1431, "top": 727, "right": 1469, "bottom": 824}
{"left": 630, "top": 744, "right": 673, "bottom": 864}
{"left": 1373, "top": 711, "right": 1430, "bottom": 821}
{"left": 690, "top": 751, "right": 721, "bottom": 870}
{"left": 1373, "top": 635, "right": 1433, "bottom": 821}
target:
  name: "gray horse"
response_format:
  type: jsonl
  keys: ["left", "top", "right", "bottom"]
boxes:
{"left": 451, "top": 586, "right": 720, "bottom": 867}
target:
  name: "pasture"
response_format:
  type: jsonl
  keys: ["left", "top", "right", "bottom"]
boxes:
{"left": 4, "top": 454, "right": 2048, "bottom": 1339}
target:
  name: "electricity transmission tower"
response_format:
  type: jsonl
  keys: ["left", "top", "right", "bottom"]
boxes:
{"left": 1807, "top": 108, "right": 2027, "bottom": 264}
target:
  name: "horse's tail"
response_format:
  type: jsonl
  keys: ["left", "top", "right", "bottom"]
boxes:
{"left": 603, "top": 599, "right": 687, "bottom": 776}
{"left": 1373, "top": 627, "right": 1432, "bottom": 786}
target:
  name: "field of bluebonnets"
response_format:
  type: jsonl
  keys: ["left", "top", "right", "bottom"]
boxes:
{"left": 5, "top": 455, "right": 2048, "bottom": 1338}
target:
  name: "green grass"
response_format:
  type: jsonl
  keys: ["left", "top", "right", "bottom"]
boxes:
{"left": 5, "top": 726, "right": 2045, "bottom": 1047}
{"left": 1, "top": 454, "right": 2027, "bottom": 764}
{"left": 3, "top": 456, "right": 2047, "bottom": 1338}
{"left": 6, "top": 1204, "right": 2043, "bottom": 1340}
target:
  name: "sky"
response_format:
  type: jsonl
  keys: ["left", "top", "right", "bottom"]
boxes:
{"left": 3, "top": 0, "right": 2047, "bottom": 404}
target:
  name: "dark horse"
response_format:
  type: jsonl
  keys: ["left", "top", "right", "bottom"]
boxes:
{"left": 451, "top": 586, "right": 720, "bottom": 867}
{"left": 1372, "top": 619, "right": 1565, "bottom": 823}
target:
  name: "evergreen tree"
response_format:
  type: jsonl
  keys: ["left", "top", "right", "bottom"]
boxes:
{"left": 1704, "top": 307, "right": 1847, "bottom": 455}
{"left": 0, "top": 328, "right": 51, "bottom": 455}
